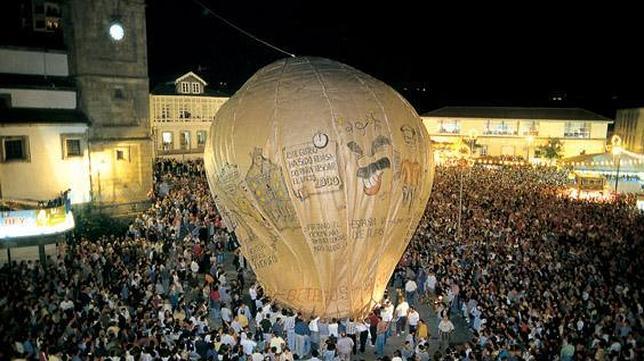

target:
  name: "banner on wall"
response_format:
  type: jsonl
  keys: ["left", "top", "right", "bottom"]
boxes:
{"left": 0, "top": 205, "right": 75, "bottom": 239}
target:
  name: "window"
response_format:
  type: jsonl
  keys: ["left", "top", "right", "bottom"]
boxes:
{"left": 65, "top": 139, "right": 82, "bottom": 157}
{"left": 46, "top": 19, "right": 60, "bottom": 31}
{"left": 162, "top": 131, "right": 173, "bottom": 151}
{"left": 0, "top": 94, "right": 11, "bottom": 108}
{"left": 2, "top": 136, "right": 29, "bottom": 161}
{"left": 179, "top": 105, "right": 191, "bottom": 120}
{"left": 484, "top": 120, "right": 518, "bottom": 135}
{"left": 160, "top": 105, "right": 170, "bottom": 121}
{"left": 191, "top": 82, "right": 201, "bottom": 94}
{"left": 564, "top": 122, "right": 591, "bottom": 138}
{"left": 438, "top": 119, "right": 460, "bottom": 134}
{"left": 197, "top": 130, "right": 207, "bottom": 146}
{"left": 180, "top": 82, "right": 190, "bottom": 94}
{"left": 180, "top": 131, "right": 190, "bottom": 150}
{"left": 113, "top": 86, "right": 125, "bottom": 100}
{"left": 116, "top": 150, "right": 125, "bottom": 160}
{"left": 60, "top": 134, "right": 84, "bottom": 159}
{"left": 520, "top": 120, "right": 539, "bottom": 136}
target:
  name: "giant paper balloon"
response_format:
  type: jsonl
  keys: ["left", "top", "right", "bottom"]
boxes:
{"left": 204, "top": 57, "right": 434, "bottom": 318}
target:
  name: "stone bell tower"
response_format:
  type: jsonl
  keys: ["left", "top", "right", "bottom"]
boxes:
{"left": 63, "top": 0, "right": 153, "bottom": 207}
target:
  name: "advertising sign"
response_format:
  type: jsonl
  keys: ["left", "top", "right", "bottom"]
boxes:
{"left": 0, "top": 205, "right": 75, "bottom": 239}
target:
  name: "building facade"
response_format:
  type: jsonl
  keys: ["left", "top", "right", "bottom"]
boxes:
{"left": 63, "top": 0, "right": 153, "bottom": 205}
{"left": 1, "top": 0, "right": 153, "bottom": 207}
{"left": 422, "top": 107, "right": 612, "bottom": 159}
{"left": 0, "top": 48, "right": 91, "bottom": 204}
{"left": 614, "top": 108, "right": 644, "bottom": 153}
{"left": 150, "top": 72, "right": 228, "bottom": 158}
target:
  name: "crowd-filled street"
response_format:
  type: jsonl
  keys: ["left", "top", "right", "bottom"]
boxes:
{"left": 1, "top": 160, "right": 642, "bottom": 361}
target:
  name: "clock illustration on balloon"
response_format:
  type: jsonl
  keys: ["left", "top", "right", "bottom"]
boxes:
{"left": 312, "top": 132, "right": 329, "bottom": 149}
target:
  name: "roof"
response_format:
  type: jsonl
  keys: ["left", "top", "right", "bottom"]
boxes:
{"left": 422, "top": 106, "right": 613, "bottom": 122}
{"left": 175, "top": 71, "right": 207, "bottom": 86}
{"left": 563, "top": 151, "right": 644, "bottom": 172}
{"left": 151, "top": 81, "right": 231, "bottom": 97}
{"left": 0, "top": 107, "right": 89, "bottom": 124}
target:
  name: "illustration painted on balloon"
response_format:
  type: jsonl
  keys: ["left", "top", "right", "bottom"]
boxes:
{"left": 245, "top": 147, "right": 299, "bottom": 230}
{"left": 217, "top": 165, "right": 259, "bottom": 215}
{"left": 400, "top": 124, "right": 419, "bottom": 148}
{"left": 347, "top": 135, "right": 392, "bottom": 196}
{"left": 283, "top": 139, "right": 343, "bottom": 201}
{"left": 342, "top": 112, "right": 384, "bottom": 136}
{"left": 401, "top": 159, "right": 421, "bottom": 209}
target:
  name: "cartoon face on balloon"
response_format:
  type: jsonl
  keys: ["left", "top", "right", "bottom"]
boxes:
{"left": 347, "top": 136, "right": 392, "bottom": 196}
{"left": 204, "top": 57, "right": 434, "bottom": 318}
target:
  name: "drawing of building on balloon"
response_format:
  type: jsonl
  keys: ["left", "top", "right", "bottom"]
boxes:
{"left": 245, "top": 147, "right": 299, "bottom": 230}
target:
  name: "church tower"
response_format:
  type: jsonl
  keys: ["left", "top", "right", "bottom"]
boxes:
{"left": 63, "top": 0, "right": 153, "bottom": 207}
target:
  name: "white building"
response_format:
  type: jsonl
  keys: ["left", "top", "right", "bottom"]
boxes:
{"left": 0, "top": 47, "right": 91, "bottom": 204}
{"left": 150, "top": 72, "right": 228, "bottom": 159}
{"left": 422, "top": 106, "right": 613, "bottom": 159}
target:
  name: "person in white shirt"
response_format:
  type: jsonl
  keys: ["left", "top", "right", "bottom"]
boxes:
{"left": 356, "top": 320, "right": 369, "bottom": 353}
{"left": 240, "top": 333, "right": 258, "bottom": 355}
{"left": 309, "top": 316, "right": 320, "bottom": 352}
{"left": 328, "top": 318, "right": 339, "bottom": 339}
{"left": 395, "top": 299, "right": 410, "bottom": 336}
{"left": 405, "top": 279, "right": 418, "bottom": 306}
{"left": 60, "top": 299, "right": 74, "bottom": 311}
{"left": 381, "top": 301, "right": 394, "bottom": 324}
{"left": 220, "top": 304, "right": 233, "bottom": 324}
{"left": 425, "top": 272, "right": 437, "bottom": 295}
{"left": 438, "top": 315, "right": 455, "bottom": 348}
{"left": 221, "top": 332, "right": 236, "bottom": 346}
{"left": 407, "top": 307, "right": 420, "bottom": 335}
{"left": 270, "top": 332, "right": 286, "bottom": 353}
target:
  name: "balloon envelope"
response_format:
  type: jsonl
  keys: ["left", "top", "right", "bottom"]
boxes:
{"left": 204, "top": 57, "right": 434, "bottom": 318}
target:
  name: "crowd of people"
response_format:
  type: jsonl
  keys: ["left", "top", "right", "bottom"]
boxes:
{"left": 396, "top": 164, "right": 643, "bottom": 360}
{"left": 0, "top": 159, "right": 642, "bottom": 361}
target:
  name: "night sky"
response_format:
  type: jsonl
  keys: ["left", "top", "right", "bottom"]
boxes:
{"left": 148, "top": 1, "right": 642, "bottom": 117}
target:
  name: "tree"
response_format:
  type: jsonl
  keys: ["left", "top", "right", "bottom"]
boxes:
{"left": 536, "top": 138, "right": 564, "bottom": 160}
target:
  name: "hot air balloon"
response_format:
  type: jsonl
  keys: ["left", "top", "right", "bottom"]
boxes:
{"left": 204, "top": 57, "right": 434, "bottom": 318}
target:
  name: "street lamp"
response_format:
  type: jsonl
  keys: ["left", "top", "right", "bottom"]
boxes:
{"left": 611, "top": 135, "right": 622, "bottom": 193}
{"left": 525, "top": 135, "right": 534, "bottom": 162}
{"left": 612, "top": 145, "right": 622, "bottom": 192}
{"left": 467, "top": 129, "right": 478, "bottom": 155}
{"left": 95, "top": 159, "right": 108, "bottom": 203}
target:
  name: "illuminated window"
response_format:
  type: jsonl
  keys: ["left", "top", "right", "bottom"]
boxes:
{"left": 162, "top": 132, "right": 173, "bottom": 151}
{"left": 484, "top": 120, "right": 518, "bottom": 135}
{"left": 192, "top": 82, "right": 201, "bottom": 94}
{"left": 180, "top": 131, "right": 190, "bottom": 150}
{"left": 2, "top": 136, "right": 30, "bottom": 161}
{"left": 197, "top": 130, "right": 207, "bottom": 146}
{"left": 564, "top": 122, "right": 591, "bottom": 138}
{"left": 520, "top": 120, "right": 539, "bottom": 135}
{"left": 439, "top": 119, "right": 460, "bottom": 134}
